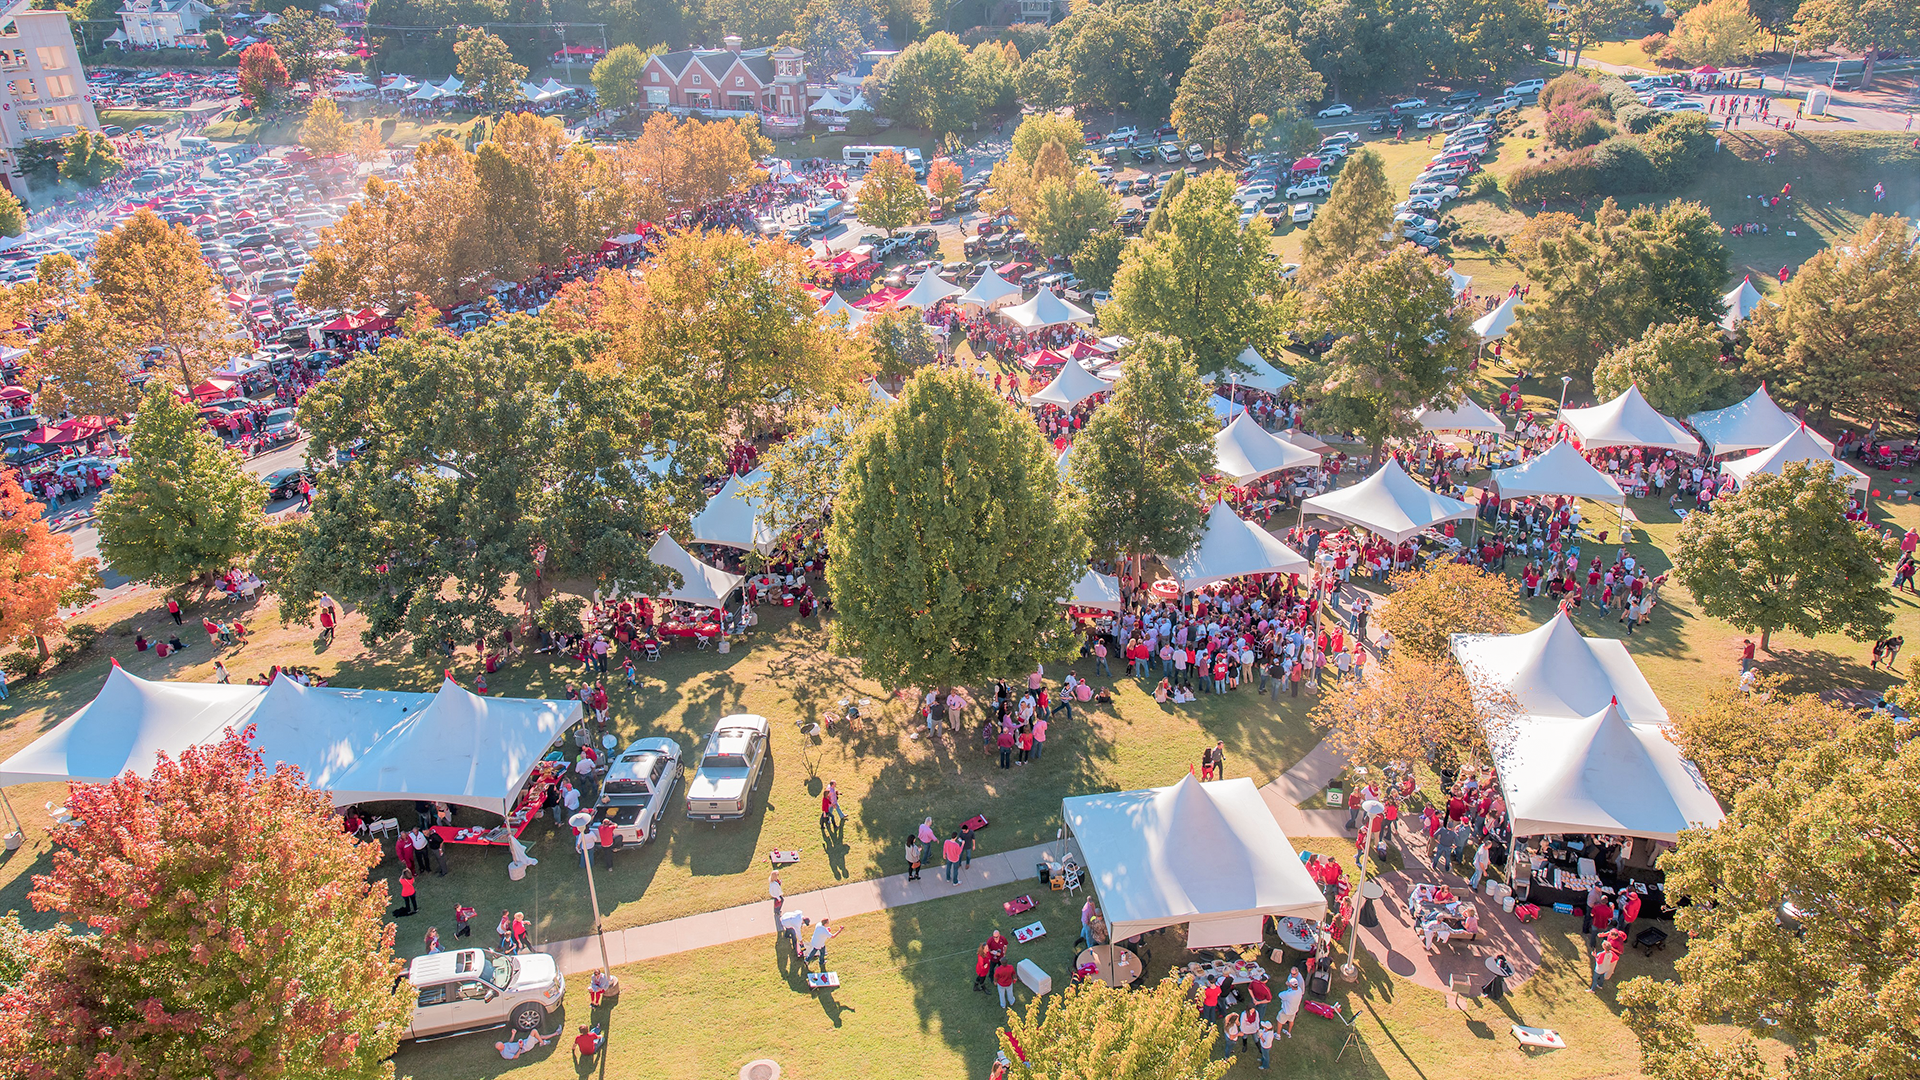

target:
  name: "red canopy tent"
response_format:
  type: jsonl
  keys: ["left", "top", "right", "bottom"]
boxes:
{"left": 852, "top": 287, "right": 909, "bottom": 309}
{"left": 0, "top": 386, "right": 33, "bottom": 402}
{"left": 1692, "top": 65, "right": 1720, "bottom": 74}
{"left": 22, "top": 421, "right": 78, "bottom": 444}
{"left": 1068, "top": 339, "right": 1116, "bottom": 361}
{"left": 1021, "top": 348, "right": 1072, "bottom": 368}
{"left": 1291, "top": 157, "right": 1323, "bottom": 173}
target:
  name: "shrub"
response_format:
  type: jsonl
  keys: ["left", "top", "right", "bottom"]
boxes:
{"left": 109, "top": 620, "right": 133, "bottom": 636}
{"left": 1616, "top": 103, "right": 1663, "bottom": 133}
{"left": 1506, "top": 147, "right": 1601, "bottom": 202}
{"left": 1545, "top": 104, "right": 1613, "bottom": 149}
{"left": 1644, "top": 111, "right": 1715, "bottom": 188}
{"left": 2, "top": 651, "right": 42, "bottom": 679}
{"left": 1591, "top": 136, "right": 1658, "bottom": 192}
{"left": 1467, "top": 172, "right": 1500, "bottom": 197}
{"left": 1539, "top": 73, "right": 1604, "bottom": 115}
{"left": 1640, "top": 32, "right": 1668, "bottom": 56}
{"left": 50, "top": 625, "right": 101, "bottom": 669}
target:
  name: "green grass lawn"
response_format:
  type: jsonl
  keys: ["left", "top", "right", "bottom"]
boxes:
{"left": 201, "top": 109, "right": 488, "bottom": 148}
{"left": 97, "top": 109, "right": 181, "bottom": 132}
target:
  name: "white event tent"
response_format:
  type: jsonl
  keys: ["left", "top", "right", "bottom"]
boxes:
{"left": 646, "top": 533, "right": 744, "bottom": 608}
{"left": 1471, "top": 294, "right": 1522, "bottom": 340}
{"left": 1207, "top": 395, "right": 1241, "bottom": 420}
{"left": 1559, "top": 385, "right": 1700, "bottom": 455}
{"left": 1213, "top": 411, "right": 1321, "bottom": 482}
{"left": 1493, "top": 702, "right": 1723, "bottom": 842}
{"left": 958, "top": 267, "right": 1023, "bottom": 310}
{"left": 1163, "top": 500, "right": 1309, "bottom": 590}
{"left": 1451, "top": 612, "right": 1667, "bottom": 725}
{"left": 1447, "top": 268, "right": 1472, "bottom": 297}
{"left": 1488, "top": 440, "right": 1625, "bottom": 504}
{"left": 1001, "top": 288, "right": 1094, "bottom": 330}
{"left": 896, "top": 272, "right": 963, "bottom": 309}
{"left": 1300, "top": 459, "right": 1476, "bottom": 544}
{"left": 1415, "top": 397, "right": 1505, "bottom": 434}
{"left": 1062, "top": 568, "right": 1124, "bottom": 612}
{"left": 1217, "top": 346, "right": 1295, "bottom": 393}
{"left": 1719, "top": 276, "right": 1765, "bottom": 332}
{"left": 1721, "top": 427, "right": 1869, "bottom": 492}
{"left": 0, "top": 665, "right": 264, "bottom": 786}
{"left": 1687, "top": 384, "right": 1830, "bottom": 457}
{"left": 1275, "top": 429, "right": 1330, "bottom": 454}
{"left": 1055, "top": 444, "right": 1073, "bottom": 480}
{"left": 689, "top": 469, "right": 779, "bottom": 554}
{"left": 1029, "top": 358, "right": 1113, "bottom": 409}
{"left": 819, "top": 290, "right": 868, "bottom": 329}
{"left": 1062, "top": 775, "right": 1325, "bottom": 946}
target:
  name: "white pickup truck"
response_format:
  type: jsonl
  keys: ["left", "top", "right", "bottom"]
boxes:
{"left": 403, "top": 948, "right": 564, "bottom": 1041}
{"left": 592, "top": 736, "right": 683, "bottom": 847}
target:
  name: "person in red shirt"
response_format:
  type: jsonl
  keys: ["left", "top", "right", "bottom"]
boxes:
{"left": 1588, "top": 897, "right": 1614, "bottom": 949}
{"left": 1619, "top": 890, "right": 1642, "bottom": 928}
{"left": 574, "top": 1025, "right": 603, "bottom": 1057}
{"left": 1247, "top": 972, "right": 1274, "bottom": 1020}
{"left": 993, "top": 960, "right": 1019, "bottom": 1007}
{"left": 1740, "top": 639, "right": 1756, "bottom": 672}
{"left": 974, "top": 943, "right": 993, "bottom": 992}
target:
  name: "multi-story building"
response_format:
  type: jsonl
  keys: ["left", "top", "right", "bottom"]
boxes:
{"left": 636, "top": 36, "right": 808, "bottom": 119}
{"left": 0, "top": 1, "right": 96, "bottom": 195}
{"left": 111, "top": 0, "right": 212, "bottom": 48}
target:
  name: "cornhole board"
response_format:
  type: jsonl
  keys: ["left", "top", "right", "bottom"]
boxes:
{"left": 1004, "top": 895, "right": 1036, "bottom": 916}
{"left": 769, "top": 850, "right": 801, "bottom": 866}
{"left": 1014, "top": 921, "right": 1045, "bottom": 944}
{"left": 964, "top": 814, "right": 990, "bottom": 832}
{"left": 807, "top": 972, "right": 841, "bottom": 990}
{"left": 1512, "top": 1025, "right": 1566, "bottom": 1050}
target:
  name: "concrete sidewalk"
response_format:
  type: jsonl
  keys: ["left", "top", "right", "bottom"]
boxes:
{"left": 540, "top": 841, "right": 1059, "bottom": 975}
{"left": 1258, "top": 737, "right": 1353, "bottom": 837}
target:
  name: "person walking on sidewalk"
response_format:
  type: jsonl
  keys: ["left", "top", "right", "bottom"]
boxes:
{"left": 769, "top": 870, "right": 784, "bottom": 918}
{"left": 905, "top": 836, "right": 924, "bottom": 880}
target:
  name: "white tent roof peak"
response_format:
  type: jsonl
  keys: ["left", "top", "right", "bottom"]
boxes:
{"left": 1447, "top": 268, "right": 1472, "bottom": 297}
{"left": 0, "top": 665, "right": 262, "bottom": 786}
{"left": 958, "top": 267, "right": 1023, "bottom": 309}
{"left": 1061, "top": 568, "right": 1124, "bottom": 611}
{"left": 1001, "top": 288, "right": 1094, "bottom": 330}
{"left": 1493, "top": 702, "right": 1724, "bottom": 842}
{"left": 896, "top": 272, "right": 963, "bottom": 309}
{"left": 1163, "top": 500, "right": 1310, "bottom": 589}
{"left": 1451, "top": 612, "right": 1668, "bottom": 726}
{"left": 1559, "top": 384, "right": 1700, "bottom": 454}
{"left": 1687, "top": 383, "right": 1830, "bottom": 457}
{"left": 1471, "top": 293, "right": 1522, "bottom": 340}
{"left": 1030, "top": 358, "right": 1114, "bottom": 409}
{"left": 1415, "top": 397, "right": 1505, "bottom": 434}
{"left": 644, "top": 533, "right": 744, "bottom": 608}
{"left": 1721, "top": 427, "right": 1869, "bottom": 492}
{"left": 1219, "top": 346, "right": 1295, "bottom": 393}
{"left": 1489, "top": 439, "right": 1625, "bottom": 504}
{"left": 1056, "top": 444, "right": 1073, "bottom": 480}
{"left": 1720, "top": 275, "right": 1765, "bottom": 331}
{"left": 1299, "top": 459, "right": 1476, "bottom": 544}
{"left": 818, "top": 290, "right": 868, "bottom": 329}
{"left": 1213, "top": 411, "right": 1321, "bottom": 482}
{"left": 689, "top": 469, "right": 780, "bottom": 554}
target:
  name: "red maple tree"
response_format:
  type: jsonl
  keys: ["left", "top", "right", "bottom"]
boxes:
{"left": 0, "top": 469, "right": 98, "bottom": 658}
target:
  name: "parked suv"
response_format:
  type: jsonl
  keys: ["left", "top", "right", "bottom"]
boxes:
{"left": 403, "top": 948, "right": 564, "bottom": 1041}
{"left": 686, "top": 714, "right": 770, "bottom": 821}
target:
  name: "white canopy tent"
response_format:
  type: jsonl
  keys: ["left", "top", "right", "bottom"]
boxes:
{"left": 1415, "top": 397, "right": 1506, "bottom": 434}
{"left": 518, "top": 80, "right": 544, "bottom": 101}
{"left": 689, "top": 469, "right": 780, "bottom": 554}
{"left": 535, "top": 78, "right": 571, "bottom": 100}
{"left": 1062, "top": 775, "right": 1326, "bottom": 946}
{"left": 1300, "top": 459, "right": 1476, "bottom": 544}
{"left": 819, "top": 290, "right": 868, "bottom": 329}
{"left": 1720, "top": 276, "right": 1765, "bottom": 332}
{"left": 1488, "top": 440, "right": 1625, "bottom": 504}
{"left": 333, "top": 76, "right": 376, "bottom": 94}
{"left": 958, "top": 267, "right": 1023, "bottom": 310}
{"left": 1163, "top": 500, "right": 1309, "bottom": 590}
{"left": 407, "top": 84, "right": 445, "bottom": 102}
{"left": 867, "top": 380, "right": 896, "bottom": 404}
{"left": 1213, "top": 411, "right": 1321, "bottom": 482}
{"left": 1559, "top": 385, "right": 1700, "bottom": 455}
{"left": 244, "top": 676, "right": 438, "bottom": 793}
{"left": 1062, "top": 568, "right": 1124, "bottom": 612}
{"left": 1492, "top": 703, "right": 1723, "bottom": 842}
{"left": 1447, "top": 268, "right": 1472, "bottom": 297}
{"left": 384, "top": 75, "right": 419, "bottom": 92}
{"left": 437, "top": 75, "right": 465, "bottom": 93}
{"left": 645, "top": 534, "right": 744, "bottom": 608}
{"left": 0, "top": 665, "right": 262, "bottom": 786}
{"left": 1055, "top": 444, "right": 1073, "bottom": 481}
{"left": 1451, "top": 612, "right": 1668, "bottom": 725}
{"left": 1720, "top": 427, "right": 1869, "bottom": 492}
{"left": 1218, "top": 346, "right": 1295, "bottom": 393}
{"left": 1029, "top": 358, "right": 1113, "bottom": 409}
{"left": 895, "top": 272, "right": 963, "bottom": 309}
{"left": 1001, "top": 288, "right": 1094, "bottom": 330}
{"left": 1207, "top": 395, "right": 1241, "bottom": 420}
{"left": 1687, "top": 384, "right": 1830, "bottom": 457}
{"left": 1275, "top": 429, "right": 1330, "bottom": 454}
{"left": 1471, "top": 294, "right": 1522, "bottom": 340}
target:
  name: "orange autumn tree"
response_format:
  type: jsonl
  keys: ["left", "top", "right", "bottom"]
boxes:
{"left": 0, "top": 727, "right": 409, "bottom": 1077}
{"left": 0, "top": 470, "right": 99, "bottom": 657}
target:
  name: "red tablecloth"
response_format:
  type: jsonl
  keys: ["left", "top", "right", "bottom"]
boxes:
{"left": 657, "top": 624, "right": 722, "bottom": 639}
{"left": 432, "top": 764, "right": 564, "bottom": 846}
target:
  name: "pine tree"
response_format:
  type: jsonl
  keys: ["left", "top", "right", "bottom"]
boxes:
{"left": 1297, "top": 146, "right": 1394, "bottom": 284}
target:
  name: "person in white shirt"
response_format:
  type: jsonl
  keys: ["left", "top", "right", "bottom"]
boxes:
{"left": 807, "top": 917, "right": 840, "bottom": 970}
{"left": 1257, "top": 1020, "right": 1276, "bottom": 1069}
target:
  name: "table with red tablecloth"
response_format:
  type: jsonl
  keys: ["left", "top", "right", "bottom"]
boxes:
{"left": 656, "top": 622, "right": 722, "bottom": 639}
{"left": 432, "top": 760, "right": 566, "bottom": 846}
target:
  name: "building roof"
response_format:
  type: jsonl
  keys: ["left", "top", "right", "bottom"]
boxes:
{"left": 649, "top": 45, "right": 784, "bottom": 87}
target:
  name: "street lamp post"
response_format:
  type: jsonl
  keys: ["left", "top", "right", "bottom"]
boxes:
{"left": 1558, "top": 375, "right": 1572, "bottom": 414}
{"left": 1342, "top": 798, "right": 1387, "bottom": 979}
{"left": 568, "top": 810, "right": 613, "bottom": 974}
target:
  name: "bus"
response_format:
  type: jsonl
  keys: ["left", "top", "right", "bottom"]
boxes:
{"left": 808, "top": 200, "right": 846, "bottom": 230}
{"left": 841, "top": 145, "right": 927, "bottom": 178}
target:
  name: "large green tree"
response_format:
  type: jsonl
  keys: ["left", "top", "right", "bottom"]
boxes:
{"left": 1296, "top": 147, "right": 1395, "bottom": 285}
{"left": 826, "top": 368, "right": 1087, "bottom": 691}
{"left": 590, "top": 42, "right": 658, "bottom": 112}
{"left": 1618, "top": 712, "right": 1920, "bottom": 1080}
{"left": 1302, "top": 245, "right": 1474, "bottom": 461}
{"left": 57, "top": 131, "right": 123, "bottom": 187}
{"left": 1106, "top": 172, "right": 1294, "bottom": 375}
{"left": 283, "top": 316, "right": 714, "bottom": 651}
{"left": 0, "top": 729, "right": 409, "bottom": 1077}
{"left": 1742, "top": 214, "right": 1920, "bottom": 426}
{"left": 1665, "top": 676, "right": 1861, "bottom": 807}
{"left": 1593, "top": 318, "right": 1741, "bottom": 418}
{"left": 1171, "top": 20, "right": 1323, "bottom": 156}
{"left": 1560, "top": 0, "right": 1642, "bottom": 68}
{"left": 94, "top": 385, "right": 265, "bottom": 589}
{"left": 454, "top": 28, "right": 529, "bottom": 114}
{"left": 1793, "top": 0, "right": 1916, "bottom": 87}
{"left": 999, "top": 977, "right": 1230, "bottom": 1080}
{"left": 1068, "top": 335, "right": 1215, "bottom": 578}
{"left": 874, "top": 32, "right": 977, "bottom": 136}
{"left": 857, "top": 150, "right": 929, "bottom": 236}
{"left": 1671, "top": 460, "right": 1898, "bottom": 651}
{"left": 266, "top": 8, "right": 343, "bottom": 84}
{"left": 1509, "top": 198, "right": 1729, "bottom": 385}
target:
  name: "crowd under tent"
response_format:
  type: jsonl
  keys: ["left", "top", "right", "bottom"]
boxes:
{"left": 1719, "top": 276, "right": 1765, "bottom": 332}
{"left": 1062, "top": 568, "right": 1124, "bottom": 612}
{"left": 1488, "top": 440, "right": 1625, "bottom": 504}
{"left": 1414, "top": 397, "right": 1506, "bottom": 435}
{"left": 1061, "top": 775, "right": 1326, "bottom": 947}
{"left": 688, "top": 469, "right": 780, "bottom": 555}
{"left": 1217, "top": 346, "right": 1295, "bottom": 393}
{"left": 1163, "top": 500, "right": 1309, "bottom": 590}
{"left": 958, "top": 267, "right": 1024, "bottom": 310}
{"left": 645, "top": 534, "right": 744, "bottom": 608}
{"left": 1029, "top": 358, "right": 1113, "bottom": 410}
{"left": 1686, "top": 384, "right": 1830, "bottom": 457}
{"left": 1720, "top": 427, "right": 1869, "bottom": 492}
{"left": 1001, "top": 288, "right": 1094, "bottom": 330}
{"left": 1493, "top": 702, "right": 1723, "bottom": 844}
{"left": 1212, "top": 411, "right": 1321, "bottom": 483}
{"left": 1471, "top": 294, "right": 1522, "bottom": 341}
{"left": 1558, "top": 385, "right": 1701, "bottom": 455}
{"left": 1450, "top": 612, "right": 1668, "bottom": 725}
{"left": 1299, "top": 459, "right": 1476, "bottom": 544}
{"left": 896, "top": 272, "right": 964, "bottom": 309}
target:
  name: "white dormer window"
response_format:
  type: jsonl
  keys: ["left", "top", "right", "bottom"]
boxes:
{"left": 734, "top": 76, "right": 744, "bottom": 86}
{"left": 650, "top": 71, "right": 659, "bottom": 82}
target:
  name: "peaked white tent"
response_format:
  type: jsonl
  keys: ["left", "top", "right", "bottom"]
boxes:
{"left": 1721, "top": 427, "right": 1869, "bottom": 492}
{"left": 0, "top": 665, "right": 262, "bottom": 786}
{"left": 1275, "top": 429, "right": 1330, "bottom": 454}
{"left": 1471, "top": 294, "right": 1522, "bottom": 340}
{"left": 244, "top": 676, "right": 437, "bottom": 793}
{"left": 437, "top": 75, "right": 465, "bottom": 93}
{"left": 867, "top": 380, "right": 896, "bottom": 404}
{"left": 518, "top": 80, "right": 543, "bottom": 101}
{"left": 1447, "top": 268, "right": 1472, "bottom": 297}
{"left": 1415, "top": 397, "right": 1505, "bottom": 434}
{"left": 1062, "top": 776, "right": 1326, "bottom": 946}
{"left": 689, "top": 469, "right": 779, "bottom": 554}
{"left": 384, "top": 75, "right": 419, "bottom": 92}
{"left": 1488, "top": 440, "right": 1625, "bottom": 503}
{"left": 1218, "top": 346, "right": 1295, "bottom": 393}
{"left": 1493, "top": 703, "right": 1723, "bottom": 842}
{"left": 1030, "top": 358, "right": 1113, "bottom": 409}
{"left": 958, "top": 267, "right": 1023, "bottom": 310}
{"left": 896, "top": 272, "right": 963, "bottom": 309}
{"left": 1213, "top": 411, "right": 1321, "bottom": 482}
{"left": 326, "top": 678, "right": 578, "bottom": 817}
{"left": 646, "top": 533, "right": 744, "bottom": 608}
{"left": 1062, "top": 568, "right": 1124, "bottom": 612}
{"left": 1207, "top": 395, "right": 1241, "bottom": 420}
{"left": 1300, "top": 459, "right": 1476, "bottom": 544}
{"left": 1687, "top": 384, "right": 1830, "bottom": 457}
{"left": 333, "top": 76, "right": 376, "bottom": 94}
{"left": 1163, "top": 500, "right": 1309, "bottom": 590}
{"left": 535, "top": 78, "right": 571, "bottom": 100}
{"left": 1001, "top": 288, "right": 1094, "bottom": 330}
{"left": 819, "top": 290, "right": 868, "bottom": 329}
{"left": 1451, "top": 612, "right": 1668, "bottom": 725}
{"left": 1559, "top": 385, "right": 1700, "bottom": 455}
{"left": 407, "top": 84, "right": 445, "bottom": 102}
{"left": 1719, "top": 276, "right": 1765, "bottom": 332}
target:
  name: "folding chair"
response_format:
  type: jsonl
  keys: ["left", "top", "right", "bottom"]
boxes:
{"left": 644, "top": 641, "right": 661, "bottom": 662}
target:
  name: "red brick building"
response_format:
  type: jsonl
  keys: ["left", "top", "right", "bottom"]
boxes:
{"left": 636, "top": 36, "right": 807, "bottom": 118}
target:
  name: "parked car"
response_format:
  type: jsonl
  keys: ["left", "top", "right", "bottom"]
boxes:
{"left": 1503, "top": 78, "right": 1546, "bottom": 97}
{"left": 1443, "top": 90, "right": 1482, "bottom": 106}
{"left": 593, "top": 736, "right": 683, "bottom": 846}
{"left": 1414, "top": 112, "right": 1441, "bottom": 129}
{"left": 1261, "top": 202, "right": 1289, "bottom": 227}
{"left": 259, "top": 407, "right": 301, "bottom": 446}
{"left": 1317, "top": 102, "right": 1354, "bottom": 118}
{"left": 1321, "top": 131, "right": 1363, "bottom": 150}
{"left": 1395, "top": 212, "right": 1441, "bottom": 233}
{"left": 1660, "top": 100, "right": 1707, "bottom": 113}
{"left": 1406, "top": 231, "right": 1444, "bottom": 251}
{"left": 1390, "top": 96, "right": 1429, "bottom": 110}
{"left": 1186, "top": 143, "right": 1207, "bottom": 163}
{"left": 1395, "top": 195, "right": 1444, "bottom": 215}
{"left": 261, "top": 467, "right": 314, "bottom": 500}
{"left": 1109, "top": 125, "right": 1138, "bottom": 141}
{"left": 1286, "top": 176, "right": 1333, "bottom": 198}
{"left": 1157, "top": 143, "right": 1183, "bottom": 162}
{"left": 1483, "top": 96, "right": 1521, "bottom": 116}
{"left": 1132, "top": 145, "right": 1156, "bottom": 162}
{"left": 685, "top": 714, "right": 771, "bottom": 821}
{"left": 403, "top": 948, "right": 564, "bottom": 1041}
{"left": 1290, "top": 201, "right": 1315, "bottom": 224}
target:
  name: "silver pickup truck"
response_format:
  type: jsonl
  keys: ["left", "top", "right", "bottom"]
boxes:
{"left": 592, "top": 736, "right": 683, "bottom": 847}
{"left": 685, "top": 714, "right": 770, "bottom": 821}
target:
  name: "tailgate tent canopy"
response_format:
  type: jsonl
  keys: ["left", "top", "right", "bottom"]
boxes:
{"left": 1720, "top": 276, "right": 1765, "bottom": 332}
{"left": 896, "top": 272, "right": 963, "bottom": 309}
{"left": 1062, "top": 775, "right": 1326, "bottom": 945}
{"left": 1300, "top": 459, "right": 1476, "bottom": 544}
{"left": 1471, "top": 294, "right": 1522, "bottom": 340}
{"left": 1687, "top": 384, "right": 1832, "bottom": 457}
{"left": 1559, "top": 385, "right": 1701, "bottom": 455}
{"left": 1062, "top": 568, "right": 1124, "bottom": 611}
{"left": 1721, "top": 427, "right": 1868, "bottom": 492}
{"left": 1488, "top": 440, "right": 1625, "bottom": 504}
{"left": 1029, "top": 358, "right": 1114, "bottom": 409}
{"left": 1494, "top": 703, "right": 1723, "bottom": 842}
{"left": 1001, "top": 288, "right": 1094, "bottom": 330}
{"left": 1218, "top": 346, "right": 1295, "bottom": 393}
{"left": 1164, "top": 500, "right": 1310, "bottom": 590}
{"left": 646, "top": 533, "right": 745, "bottom": 608}
{"left": 1415, "top": 397, "right": 1506, "bottom": 434}
{"left": 1451, "top": 612, "right": 1668, "bottom": 725}
{"left": 1213, "top": 411, "right": 1321, "bottom": 482}
{"left": 0, "top": 664, "right": 262, "bottom": 786}
{"left": 689, "top": 469, "right": 780, "bottom": 554}
{"left": 958, "top": 267, "right": 1023, "bottom": 310}
{"left": 245, "top": 675, "right": 436, "bottom": 794}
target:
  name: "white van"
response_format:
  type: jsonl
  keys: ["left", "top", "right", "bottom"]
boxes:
{"left": 841, "top": 145, "right": 928, "bottom": 176}
{"left": 1503, "top": 78, "right": 1546, "bottom": 98}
